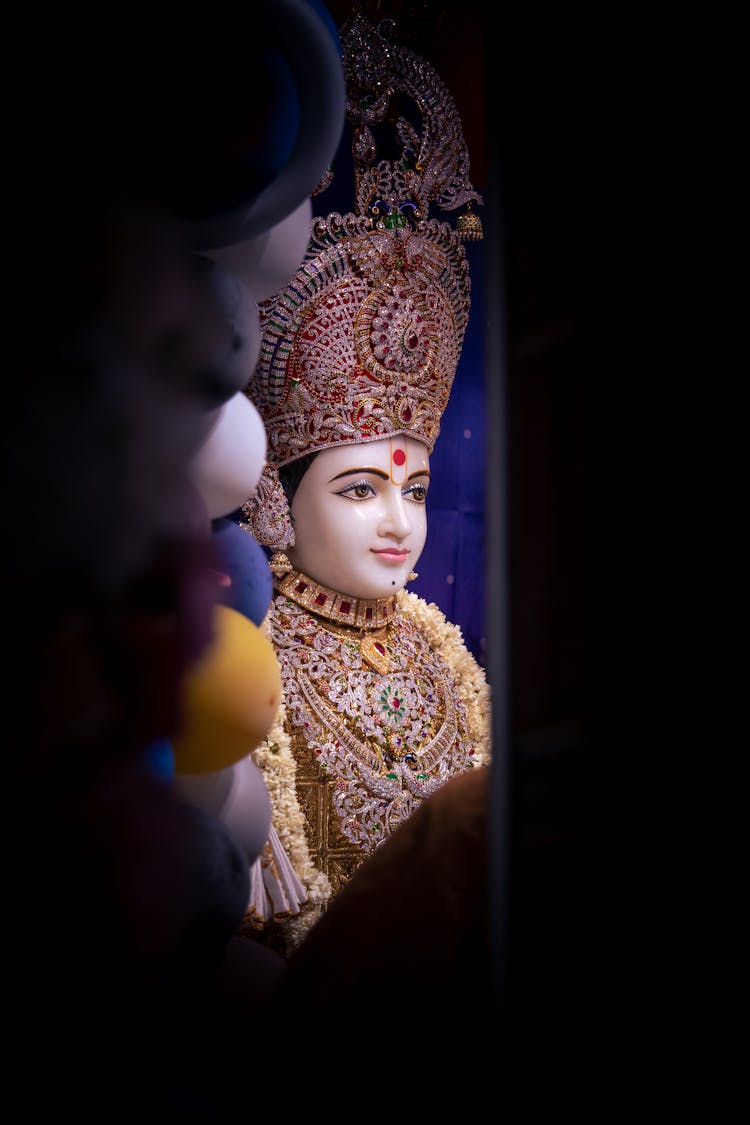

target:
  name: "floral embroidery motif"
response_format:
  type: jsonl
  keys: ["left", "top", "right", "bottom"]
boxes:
{"left": 379, "top": 682, "right": 407, "bottom": 721}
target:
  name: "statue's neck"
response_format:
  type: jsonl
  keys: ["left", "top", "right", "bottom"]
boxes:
{"left": 276, "top": 568, "right": 398, "bottom": 630}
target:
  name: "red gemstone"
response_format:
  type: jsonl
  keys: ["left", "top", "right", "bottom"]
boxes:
{"left": 365, "top": 607, "right": 373, "bottom": 620}
{"left": 295, "top": 581, "right": 308, "bottom": 594}
{"left": 340, "top": 600, "right": 351, "bottom": 614}
{"left": 375, "top": 642, "right": 385, "bottom": 655}
{"left": 402, "top": 407, "right": 412, "bottom": 421}
{"left": 315, "top": 592, "right": 327, "bottom": 606}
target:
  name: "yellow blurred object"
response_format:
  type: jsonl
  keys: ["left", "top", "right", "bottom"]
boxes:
{"left": 172, "top": 605, "right": 282, "bottom": 775}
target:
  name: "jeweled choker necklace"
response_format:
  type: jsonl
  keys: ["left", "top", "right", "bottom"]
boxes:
{"left": 274, "top": 567, "right": 398, "bottom": 630}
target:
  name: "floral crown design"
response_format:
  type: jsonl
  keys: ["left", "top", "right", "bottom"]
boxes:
{"left": 243, "top": 11, "right": 482, "bottom": 550}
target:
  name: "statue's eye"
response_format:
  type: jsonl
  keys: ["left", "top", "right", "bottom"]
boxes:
{"left": 336, "top": 480, "right": 376, "bottom": 501}
{"left": 403, "top": 483, "right": 428, "bottom": 503}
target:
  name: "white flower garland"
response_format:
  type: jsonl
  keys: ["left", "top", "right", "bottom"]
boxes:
{"left": 253, "top": 593, "right": 492, "bottom": 950}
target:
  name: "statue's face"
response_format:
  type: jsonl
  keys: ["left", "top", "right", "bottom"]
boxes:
{"left": 287, "top": 436, "right": 430, "bottom": 600}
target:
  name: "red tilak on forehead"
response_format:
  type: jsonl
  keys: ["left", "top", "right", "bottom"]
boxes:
{"left": 390, "top": 437, "right": 408, "bottom": 484}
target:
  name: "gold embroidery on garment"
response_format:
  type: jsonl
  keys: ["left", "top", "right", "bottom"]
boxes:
{"left": 250, "top": 579, "right": 492, "bottom": 951}
{"left": 265, "top": 570, "right": 478, "bottom": 864}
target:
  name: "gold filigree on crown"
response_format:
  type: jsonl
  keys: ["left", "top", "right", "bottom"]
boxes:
{"left": 251, "top": 214, "right": 470, "bottom": 468}
{"left": 343, "top": 12, "right": 483, "bottom": 229}
{"left": 242, "top": 12, "right": 483, "bottom": 545}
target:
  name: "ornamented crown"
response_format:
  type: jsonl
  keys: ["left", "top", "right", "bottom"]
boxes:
{"left": 243, "top": 11, "right": 482, "bottom": 549}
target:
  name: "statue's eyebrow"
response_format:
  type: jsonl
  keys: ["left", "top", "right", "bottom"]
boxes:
{"left": 328, "top": 467, "right": 389, "bottom": 482}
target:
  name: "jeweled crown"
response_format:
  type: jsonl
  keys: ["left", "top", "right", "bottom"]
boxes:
{"left": 243, "top": 11, "right": 482, "bottom": 548}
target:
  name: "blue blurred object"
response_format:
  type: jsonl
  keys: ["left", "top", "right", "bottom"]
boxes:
{"left": 186, "top": 0, "right": 347, "bottom": 250}
{"left": 308, "top": 0, "right": 342, "bottom": 54}
{"left": 144, "top": 738, "right": 176, "bottom": 783}
{"left": 212, "top": 518, "right": 274, "bottom": 626}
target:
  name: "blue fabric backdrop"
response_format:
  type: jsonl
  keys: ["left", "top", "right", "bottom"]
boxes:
{"left": 407, "top": 241, "right": 486, "bottom": 669}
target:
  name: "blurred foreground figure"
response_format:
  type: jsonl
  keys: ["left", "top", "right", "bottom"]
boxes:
{"left": 3, "top": 3, "right": 344, "bottom": 1116}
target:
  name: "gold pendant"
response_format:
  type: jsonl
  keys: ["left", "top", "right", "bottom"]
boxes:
{"left": 360, "top": 630, "right": 390, "bottom": 674}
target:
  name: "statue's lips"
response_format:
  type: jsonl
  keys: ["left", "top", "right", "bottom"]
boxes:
{"left": 371, "top": 549, "right": 409, "bottom": 564}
